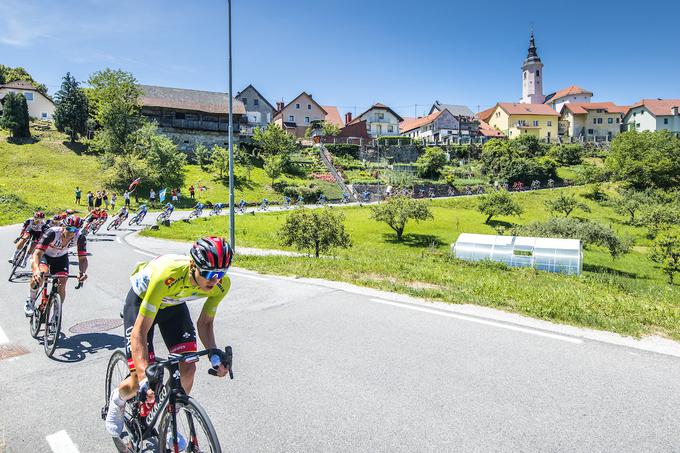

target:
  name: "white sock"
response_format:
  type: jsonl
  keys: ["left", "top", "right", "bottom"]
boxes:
{"left": 110, "top": 388, "right": 125, "bottom": 408}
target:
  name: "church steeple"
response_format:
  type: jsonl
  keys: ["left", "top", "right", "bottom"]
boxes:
{"left": 521, "top": 31, "right": 545, "bottom": 104}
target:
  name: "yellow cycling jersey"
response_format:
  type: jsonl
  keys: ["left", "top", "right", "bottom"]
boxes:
{"left": 130, "top": 254, "right": 230, "bottom": 318}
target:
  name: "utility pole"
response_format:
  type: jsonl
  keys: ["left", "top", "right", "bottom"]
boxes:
{"left": 227, "top": 0, "right": 235, "bottom": 250}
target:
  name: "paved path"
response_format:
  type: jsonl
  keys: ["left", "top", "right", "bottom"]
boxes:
{"left": 1, "top": 212, "right": 680, "bottom": 452}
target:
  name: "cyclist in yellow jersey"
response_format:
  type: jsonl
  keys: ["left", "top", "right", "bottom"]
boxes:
{"left": 106, "top": 237, "right": 234, "bottom": 439}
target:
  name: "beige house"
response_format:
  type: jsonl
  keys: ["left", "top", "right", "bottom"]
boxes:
{"left": 346, "top": 103, "right": 403, "bottom": 137}
{"left": 272, "top": 92, "right": 327, "bottom": 138}
{"left": 559, "top": 102, "right": 628, "bottom": 141}
{"left": 479, "top": 103, "right": 559, "bottom": 140}
{"left": 0, "top": 80, "right": 55, "bottom": 121}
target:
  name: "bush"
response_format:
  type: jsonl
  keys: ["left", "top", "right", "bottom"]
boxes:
{"left": 281, "top": 185, "right": 322, "bottom": 200}
{"left": 572, "top": 163, "right": 609, "bottom": 185}
{"left": 638, "top": 204, "right": 680, "bottom": 238}
{"left": 515, "top": 217, "right": 631, "bottom": 258}
{"left": 650, "top": 229, "right": 680, "bottom": 284}
{"left": 497, "top": 157, "right": 557, "bottom": 185}
{"left": 548, "top": 144, "right": 584, "bottom": 165}
{"left": 416, "top": 146, "right": 447, "bottom": 179}
{"left": 325, "top": 144, "right": 360, "bottom": 158}
{"left": 377, "top": 136, "right": 411, "bottom": 145}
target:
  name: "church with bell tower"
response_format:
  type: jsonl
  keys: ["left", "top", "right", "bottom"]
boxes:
{"left": 520, "top": 32, "right": 545, "bottom": 104}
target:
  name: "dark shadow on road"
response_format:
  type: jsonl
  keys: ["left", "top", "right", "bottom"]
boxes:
{"left": 384, "top": 233, "right": 444, "bottom": 248}
{"left": 48, "top": 332, "right": 124, "bottom": 363}
{"left": 86, "top": 237, "right": 115, "bottom": 242}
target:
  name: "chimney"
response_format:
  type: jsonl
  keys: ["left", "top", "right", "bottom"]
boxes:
{"left": 345, "top": 112, "right": 352, "bottom": 124}
{"left": 672, "top": 106, "right": 679, "bottom": 116}
{"left": 276, "top": 101, "right": 284, "bottom": 113}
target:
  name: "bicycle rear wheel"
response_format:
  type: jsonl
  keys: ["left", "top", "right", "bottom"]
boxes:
{"left": 158, "top": 395, "right": 221, "bottom": 453}
{"left": 103, "top": 350, "right": 136, "bottom": 453}
{"left": 43, "top": 293, "right": 62, "bottom": 357}
{"left": 29, "top": 301, "right": 42, "bottom": 338}
{"left": 8, "top": 244, "right": 27, "bottom": 282}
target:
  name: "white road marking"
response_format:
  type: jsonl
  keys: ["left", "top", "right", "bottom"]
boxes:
{"left": 116, "top": 236, "right": 122, "bottom": 244}
{"left": 0, "top": 324, "right": 9, "bottom": 345}
{"left": 133, "top": 249, "right": 157, "bottom": 258}
{"left": 369, "top": 298, "right": 583, "bottom": 344}
{"left": 46, "top": 430, "right": 79, "bottom": 453}
{"left": 229, "top": 271, "right": 269, "bottom": 281}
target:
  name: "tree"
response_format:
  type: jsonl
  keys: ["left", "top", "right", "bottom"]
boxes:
{"left": 53, "top": 72, "right": 89, "bottom": 142}
{"left": 638, "top": 204, "right": 680, "bottom": 238}
{"left": 548, "top": 144, "right": 584, "bottom": 165}
{"left": 606, "top": 130, "right": 680, "bottom": 190}
{"left": 210, "top": 145, "right": 229, "bottom": 181}
{"left": 650, "top": 230, "right": 680, "bottom": 284}
{"left": 477, "top": 190, "right": 523, "bottom": 224}
{"left": 416, "top": 146, "right": 447, "bottom": 179}
{"left": 252, "top": 123, "right": 297, "bottom": 158}
{"left": 134, "top": 123, "right": 186, "bottom": 190}
{"left": 369, "top": 196, "right": 433, "bottom": 241}
{"left": 511, "top": 134, "right": 548, "bottom": 158}
{"left": 194, "top": 143, "right": 213, "bottom": 170}
{"left": 0, "top": 65, "right": 48, "bottom": 94}
{"left": 263, "top": 154, "right": 284, "bottom": 185}
{"left": 305, "top": 121, "right": 340, "bottom": 138}
{"left": 544, "top": 192, "right": 591, "bottom": 217}
{"left": 0, "top": 92, "right": 30, "bottom": 138}
{"left": 279, "top": 208, "right": 352, "bottom": 258}
{"left": 613, "top": 188, "right": 649, "bottom": 223}
{"left": 86, "top": 68, "right": 142, "bottom": 154}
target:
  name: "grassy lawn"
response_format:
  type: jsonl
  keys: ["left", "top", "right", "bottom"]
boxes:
{"left": 144, "top": 185, "right": 680, "bottom": 340}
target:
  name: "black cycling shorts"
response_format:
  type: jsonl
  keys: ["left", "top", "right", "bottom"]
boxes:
{"left": 40, "top": 253, "right": 69, "bottom": 276}
{"left": 24, "top": 229, "right": 42, "bottom": 242}
{"left": 122, "top": 289, "right": 197, "bottom": 371}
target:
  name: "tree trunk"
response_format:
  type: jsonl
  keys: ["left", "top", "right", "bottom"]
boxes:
{"left": 396, "top": 228, "right": 404, "bottom": 241}
{"left": 315, "top": 240, "right": 320, "bottom": 258}
{"left": 485, "top": 214, "right": 493, "bottom": 224}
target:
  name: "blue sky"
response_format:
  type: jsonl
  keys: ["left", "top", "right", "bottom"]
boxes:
{"left": 1, "top": 0, "right": 678, "bottom": 118}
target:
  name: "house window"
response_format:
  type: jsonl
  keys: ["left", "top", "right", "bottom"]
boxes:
{"left": 41, "top": 112, "right": 48, "bottom": 119}
{"left": 377, "top": 113, "right": 385, "bottom": 120}
{"left": 636, "top": 123, "right": 640, "bottom": 128}
{"left": 304, "top": 116, "right": 310, "bottom": 124}
{"left": 175, "top": 112, "right": 186, "bottom": 120}
{"left": 295, "top": 103, "right": 300, "bottom": 109}
{"left": 367, "top": 124, "right": 371, "bottom": 131}
{"left": 616, "top": 118, "right": 620, "bottom": 123}
{"left": 254, "top": 99, "right": 259, "bottom": 106}
{"left": 547, "top": 121, "right": 552, "bottom": 126}
{"left": 524, "top": 71, "right": 527, "bottom": 79}
{"left": 23, "top": 92, "right": 34, "bottom": 101}
{"left": 242, "top": 98, "right": 247, "bottom": 105}
{"left": 307, "top": 104, "right": 311, "bottom": 110}
{"left": 593, "top": 118, "right": 597, "bottom": 124}
{"left": 597, "top": 118, "right": 603, "bottom": 124}
{"left": 536, "top": 70, "right": 540, "bottom": 76}
{"left": 533, "top": 120, "right": 539, "bottom": 127}
{"left": 664, "top": 118, "right": 669, "bottom": 125}
{"left": 288, "top": 115, "right": 294, "bottom": 122}
{"left": 608, "top": 118, "right": 613, "bottom": 124}
{"left": 588, "top": 129, "right": 594, "bottom": 134}
{"left": 388, "top": 125, "right": 394, "bottom": 132}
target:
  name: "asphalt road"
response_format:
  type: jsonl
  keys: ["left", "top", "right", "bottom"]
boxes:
{"left": 1, "top": 210, "right": 680, "bottom": 452}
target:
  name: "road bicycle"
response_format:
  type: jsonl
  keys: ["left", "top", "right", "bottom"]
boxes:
{"left": 102, "top": 346, "right": 233, "bottom": 453}
{"left": 157, "top": 209, "right": 173, "bottom": 224}
{"left": 129, "top": 210, "right": 147, "bottom": 226}
{"left": 28, "top": 273, "right": 83, "bottom": 358}
{"left": 257, "top": 200, "right": 269, "bottom": 211}
{"left": 91, "top": 218, "right": 106, "bottom": 235}
{"left": 107, "top": 214, "right": 127, "bottom": 231}
{"left": 187, "top": 206, "right": 204, "bottom": 220}
{"left": 209, "top": 204, "right": 224, "bottom": 216}
{"left": 8, "top": 236, "right": 35, "bottom": 282}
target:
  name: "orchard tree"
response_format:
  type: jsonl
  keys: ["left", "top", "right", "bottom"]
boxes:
{"left": 370, "top": 196, "right": 433, "bottom": 241}
{"left": 263, "top": 154, "right": 285, "bottom": 185}
{"left": 416, "top": 146, "right": 447, "bottom": 179}
{"left": 194, "top": 143, "right": 213, "bottom": 170}
{"left": 253, "top": 123, "right": 297, "bottom": 158}
{"left": 650, "top": 230, "right": 680, "bottom": 284}
{"left": 279, "top": 207, "right": 352, "bottom": 257}
{"left": 210, "top": 145, "right": 229, "bottom": 181}
{"left": 613, "top": 188, "right": 649, "bottom": 223}
{"left": 544, "top": 192, "right": 591, "bottom": 217}
{"left": 53, "top": 72, "right": 89, "bottom": 142}
{"left": 477, "top": 190, "right": 523, "bottom": 224}
{"left": 0, "top": 92, "right": 30, "bottom": 138}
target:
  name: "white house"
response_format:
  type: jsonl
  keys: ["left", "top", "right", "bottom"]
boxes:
{"left": 0, "top": 80, "right": 55, "bottom": 121}
{"left": 400, "top": 109, "right": 464, "bottom": 144}
{"left": 624, "top": 99, "right": 680, "bottom": 135}
{"left": 544, "top": 85, "right": 593, "bottom": 113}
{"left": 346, "top": 103, "right": 403, "bottom": 137}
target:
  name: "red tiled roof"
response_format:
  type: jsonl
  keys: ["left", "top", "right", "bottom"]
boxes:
{"left": 498, "top": 102, "right": 559, "bottom": 116}
{"left": 477, "top": 106, "right": 497, "bottom": 122}
{"left": 545, "top": 85, "right": 593, "bottom": 103}
{"left": 322, "top": 105, "right": 343, "bottom": 127}
{"left": 629, "top": 99, "right": 680, "bottom": 116}
{"left": 399, "top": 111, "right": 443, "bottom": 133}
{"left": 478, "top": 120, "right": 505, "bottom": 138}
{"left": 561, "top": 102, "right": 627, "bottom": 115}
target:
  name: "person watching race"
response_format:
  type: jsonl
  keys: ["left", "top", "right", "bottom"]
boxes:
{"left": 26, "top": 215, "right": 88, "bottom": 316}
{"left": 9, "top": 211, "right": 46, "bottom": 264}
{"left": 105, "top": 237, "right": 234, "bottom": 441}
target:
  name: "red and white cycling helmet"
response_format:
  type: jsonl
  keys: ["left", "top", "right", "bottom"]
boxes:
{"left": 34, "top": 211, "right": 45, "bottom": 219}
{"left": 63, "top": 215, "right": 84, "bottom": 229}
{"left": 190, "top": 237, "right": 233, "bottom": 271}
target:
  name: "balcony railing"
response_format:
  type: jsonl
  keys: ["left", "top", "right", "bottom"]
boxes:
{"left": 158, "top": 118, "right": 238, "bottom": 133}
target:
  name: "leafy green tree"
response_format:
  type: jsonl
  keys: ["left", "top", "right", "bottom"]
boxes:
{"left": 263, "top": 154, "right": 285, "bottom": 185}
{"left": 613, "top": 188, "right": 650, "bottom": 223}
{"left": 0, "top": 65, "right": 48, "bottom": 94}
{"left": 477, "top": 190, "right": 523, "bottom": 224}
{"left": 511, "top": 134, "right": 548, "bottom": 158}
{"left": 236, "top": 146, "right": 254, "bottom": 181}
{"left": 0, "top": 92, "right": 30, "bottom": 138}
{"left": 650, "top": 230, "right": 680, "bottom": 284}
{"left": 416, "top": 146, "right": 447, "bottom": 179}
{"left": 304, "top": 121, "right": 340, "bottom": 138}
{"left": 370, "top": 196, "right": 433, "bottom": 241}
{"left": 572, "top": 162, "right": 608, "bottom": 185}
{"left": 279, "top": 208, "right": 352, "bottom": 257}
{"left": 544, "top": 192, "right": 591, "bottom": 217}
{"left": 606, "top": 130, "right": 680, "bottom": 190}
{"left": 194, "top": 143, "right": 213, "bottom": 170}
{"left": 86, "top": 68, "right": 142, "bottom": 154}
{"left": 210, "top": 145, "right": 229, "bottom": 181}
{"left": 548, "top": 144, "right": 584, "bottom": 165}
{"left": 253, "top": 123, "right": 297, "bottom": 158}
{"left": 638, "top": 204, "right": 680, "bottom": 238}
{"left": 53, "top": 72, "right": 89, "bottom": 142}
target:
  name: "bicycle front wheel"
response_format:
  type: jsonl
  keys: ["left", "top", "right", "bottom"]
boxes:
{"left": 104, "top": 350, "right": 135, "bottom": 453}
{"left": 8, "top": 244, "right": 27, "bottom": 282}
{"left": 43, "top": 293, "right": 62, "bottom": 357}
{"left": 159, "top": 395, "right": 221, "bottom": 453}
{"left": 29, "top": 301, "right": 42, "bottom": 338}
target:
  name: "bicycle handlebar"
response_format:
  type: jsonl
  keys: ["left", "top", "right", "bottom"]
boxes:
{"left": 38, "top": 272, "right": 85, "bottom": 289}
{"left": 147, "top": 346, "right": 233, "bottom": 382}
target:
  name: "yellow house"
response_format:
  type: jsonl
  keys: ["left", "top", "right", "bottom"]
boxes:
{"left": 479, "top": 102, "right": 559, "bottom": 141}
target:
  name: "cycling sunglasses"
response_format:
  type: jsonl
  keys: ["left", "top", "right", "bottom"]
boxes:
{"left": 65, "top": 226, "right": 79, "bottom": 233}
{"left": 198, "top": 269, "right": 227, "bottom": 280}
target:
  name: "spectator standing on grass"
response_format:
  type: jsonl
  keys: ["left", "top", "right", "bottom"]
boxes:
{"left": 111, "top": 193, "right": 117, "bottom": 211}
{"left": 103, "top": 190, "right": 109, "bottom": 209}
{"left": 95, "top": 191, "right": 103, "bottom": 209}
{"left": 149, "top": 189, "right": 156, "bottom": 208}
{"left": 87, "top": 191, "right": 94, "bottom": 210}
{"left": 171, "top": 189, "right": 178, "bottom": 203}
{"left": 189, "top": 185, "right": 195, "bottom": 199}
{"left": 124, "top": 190, "right": 130, "bottom": 207}
{"left": 75, "top": 187, "right": 81, "bottom": 205}
{"left": 177, "top": 187, "right": 182, "bottom": 201}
